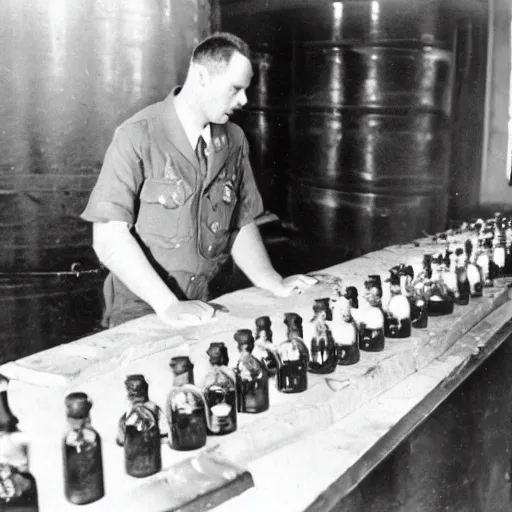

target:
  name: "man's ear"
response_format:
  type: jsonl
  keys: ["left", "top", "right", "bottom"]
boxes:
{"left": 196, "top": 63, "right": 210, "bottom": 87}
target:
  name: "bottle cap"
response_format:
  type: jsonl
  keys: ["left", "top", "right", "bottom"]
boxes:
{"left": 234, "top": 329, "right": 254, "bottom": 350}
{"left": 169, "top": 356, "right": 194, "bottom": 376}
{"left": 206, "top": 342, "right": 229, "bottom": 366}
{"left": 125, "top": 374, "right": 149, "bottom": 399}
{"left": 255, "top": 316, "right": 272, "bottom": 331}
{"left": 65, "top": 392, "right": 92, "bottom": 419}
{"left": 284, "top": 312, "right": 302, "bottom": 327}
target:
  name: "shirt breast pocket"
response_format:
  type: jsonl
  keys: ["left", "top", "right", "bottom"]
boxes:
{"left": 136, "top": 179, "right": 193, "bottom": 240}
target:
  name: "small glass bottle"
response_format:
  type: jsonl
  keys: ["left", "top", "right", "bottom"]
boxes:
{"left": 166, "top": 357, "right": 208, "bottom": 451}
{"left": 465, "top": 239, "right": 484, "bottom": 297}
{"left": 0, "top": 374, "right": 38, "bottom": 511}
{"left": 117, "top": 375, "right": 162, "bottom": 478}
{"left": 384, "top": 270, "right": 411, "bottom": 338}
{"left": 63, "top": 392, "right": 104, "bottom": 505}
{"left": 276, "top": 314, "right": 309, "bottom": 393}
{"left": 453, "top": 248, "right": 470, "bottom": 305}
{"left": 493, "top": 212, "right": 506, "bottom": 277}
{"left": 424, "top": 254, "right": 454, "bottom": 316}
{"left": 203, "top": 343, "right": 237, "bottom": 435}
{"left": 332, "top": 297, "right": 359, "bottom": 365}
{"left": 504, "top": 216, "right": 512, "bottom": 275}
{"left": 359, "top": 280, "right": 385, "bottom": 352}
{"left": 252, "top": 316, "right": 279, "bottom": 376}
{"left": 307, "top": 302, "right": 337, "bottom": 374}
{"left": 234, "top": 330, "right": 269, "bottom": 414}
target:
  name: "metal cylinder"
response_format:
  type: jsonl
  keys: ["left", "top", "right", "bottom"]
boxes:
{"left": 290, "top": 3, "right": 455, "bottom": 256}
{"left": 0, "top": 0, "right": 212, "bottom": 271}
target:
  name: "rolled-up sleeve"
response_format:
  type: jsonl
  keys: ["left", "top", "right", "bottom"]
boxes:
{"left": 81, "top": 124, "right": 145, "bottom": 224}
{"left": 236, "top": 134, "right": 265, "bottom": 229}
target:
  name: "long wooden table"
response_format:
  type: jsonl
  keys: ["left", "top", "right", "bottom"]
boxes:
{"left": 2, "top": 234, "right": 512, "bottom": 511}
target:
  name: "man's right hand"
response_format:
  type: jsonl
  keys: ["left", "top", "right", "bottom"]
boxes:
{"left": 158, "top": 300, "right": 215, "bottom": 327}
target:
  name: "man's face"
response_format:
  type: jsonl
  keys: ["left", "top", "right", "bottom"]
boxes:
{"left": 201, "top": 51, "right": 253, "bottom": 124}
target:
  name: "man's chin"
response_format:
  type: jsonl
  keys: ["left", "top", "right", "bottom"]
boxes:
{"left": 216, "top": 114, "right": 230, "bottom": 124}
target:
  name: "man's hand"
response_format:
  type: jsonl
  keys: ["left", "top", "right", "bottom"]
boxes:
{"left": 158, "top": 300, "right": 215, "bottom": 327}
{"left": 267, "top": 274, "right": 318, "bottom": 298}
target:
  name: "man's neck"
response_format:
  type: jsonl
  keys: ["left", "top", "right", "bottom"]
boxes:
{"left": 174, "top": 87, "right": 209, "bottom": 149}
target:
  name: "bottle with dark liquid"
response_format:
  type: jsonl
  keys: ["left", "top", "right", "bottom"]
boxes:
{"left": 403, "top": 266, "right": 428, "bottom": 329}
{"left": 166, "top": 356, "right": 208, "bottom": 451}
{"left": 252, "top": 316, "right": 279, "bottom": 376}
{"left": 117, "top": 375, "right": 162, "bottom": 478}
{"left": 383, "top": 269, "right": 411, "bottom": 338}
{"left": 203, "top": 342, "right": 237, "bottom": 435}
{"left": 493, "top": 212, "right": 506, "bottom": 277}
{"left": 476, "top": 223, "right": 495, "bottom": 287}
{"left": 453, "top": 248, "right": 470, "bottom": 305}
{"left": 504, "top": 216, "right": 512, "bottom": 275}
{"left": 465, "top": 239, "right": 484, "bottom": 297}
{"left": 332, "top": 296, "right": 360, "bottom": 365}
{"left": 307, "top": 301, "right": 337, "bottom": 374}
{"left": 276, "top": 313, "right": 309, "bottom": 393}
{"left": 0, "top": 374, "right": 38, "bottom": 511}
{"left": 234, "top": 330, "right": 269, "bottom": 414}
{"left": 423, "top": 254, "right": 454, "bottom": 316}
{"left": 63, "top": 392, "right": 104, "bottom": 505}
{"left": 358, "top": 277, "right": 385, "bottom": 352}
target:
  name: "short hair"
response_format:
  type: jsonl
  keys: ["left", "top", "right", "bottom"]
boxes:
{"left": 192, "top": 32, "right": 251, "bottom": 73}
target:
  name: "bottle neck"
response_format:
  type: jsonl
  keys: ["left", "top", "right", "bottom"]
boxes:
{"left": 67, "top": 416, "right": 89, "bottom": 430}
{"left": 173, "top": 371, "right": 192, "bottom": 387}
{"left": 287, "top": 327, "right": 303, "bottom": 339}
{"left": 128, "top": 394, "right": 148, "bottom": 405}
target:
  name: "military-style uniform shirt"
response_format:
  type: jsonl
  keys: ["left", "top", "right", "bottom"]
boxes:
{"left": 81, "top": 89, "right": 264, "bottom": 326}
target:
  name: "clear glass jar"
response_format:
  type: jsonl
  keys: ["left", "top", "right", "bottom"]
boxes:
{"left": 203, "top": 343, "right": 237, "bottom": 435}
{"left": 117, "top": 375, "right": 162, "bottom": 478}
{"left": 234, "top": 330, "right": 269, "bottom": 413}
{"left": 276, "top": 313, "right": 309, "bottom": 393}
{"left": 63, "top": 392, "right": 104, "bottom": 505}
{"left": 0, "top": 375, "right": 38, "bottom": 511}
{"left": 166, "top": 357, "right": 208, "bottom": 451}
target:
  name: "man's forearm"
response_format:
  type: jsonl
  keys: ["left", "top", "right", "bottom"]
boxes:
{"left": 93, "top": 221, "right": 178, "bottom": 314}
{"left": 231, "top": 221, "right": 283, "bottom": 291}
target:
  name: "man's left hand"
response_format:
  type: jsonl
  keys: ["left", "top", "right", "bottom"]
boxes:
{"left": 268, "top": 274, "right": 318, "bottom": 298}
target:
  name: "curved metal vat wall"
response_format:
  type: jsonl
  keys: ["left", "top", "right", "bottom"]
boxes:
{"left": 221, "top": 0, "right": 457, "bottom": 260}
{"left": 1, "top": 0, "right": 212, "bottom": 271}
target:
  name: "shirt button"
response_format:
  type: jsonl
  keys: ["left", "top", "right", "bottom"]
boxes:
{"left": 190, "top": 276, "right": 195, "bottom": 281}
{"left": 175, "top": 243, "right": 180, "bottom": 248}
{"left": 211, "top": 221, "right": 220, "bottom": 233}
{"left": 207, "top": 245, "right": 214, "bottom": 253}
{"left": 158, "top": 195, "right": 166, "bottom": 205}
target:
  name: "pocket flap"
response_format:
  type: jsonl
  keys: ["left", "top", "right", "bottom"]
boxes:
{"left": 140, "top": 179, "right": 190, "bottom": 209}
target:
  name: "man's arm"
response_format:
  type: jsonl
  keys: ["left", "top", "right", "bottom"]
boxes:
{"left": 93, "top": 221, "right": 213, "bottom": 325}
{"left": 93, "top": 221, "right": 177, "bottom": 314}
{"left": 231, "top": 221, "right": 317, "bottom": 297}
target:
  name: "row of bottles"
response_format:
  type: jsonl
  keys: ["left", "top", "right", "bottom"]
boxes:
{"left": 4, "top": 214, "right": 510, "bottom": 509}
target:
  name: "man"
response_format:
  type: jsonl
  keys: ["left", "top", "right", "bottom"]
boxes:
{"left": 81, "top": 32, "right": 316, "bottom": 328}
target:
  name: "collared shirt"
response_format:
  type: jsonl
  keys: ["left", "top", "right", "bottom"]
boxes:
{"left": 174, "top": 96, "right": 212, "bottom": 153}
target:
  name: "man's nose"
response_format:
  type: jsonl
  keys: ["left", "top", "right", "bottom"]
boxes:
{"left": 237, "top": 90, "right": 248, "bottom": 108}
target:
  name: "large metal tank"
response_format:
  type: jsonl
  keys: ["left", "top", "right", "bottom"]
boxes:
{"left": 0, "top": 0, "right": 212, "bottom": 360}
{"left": 289, "top": 37, "right": 454, "bottom": 256}
{"left": 1, "top": 0, "right": 212, "bottom": 270}
{"left": 289, "top": 1, "right": 456, "bottom": 259}
{"left": 221, "top": 0, "right": 457, "bottom": 262}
